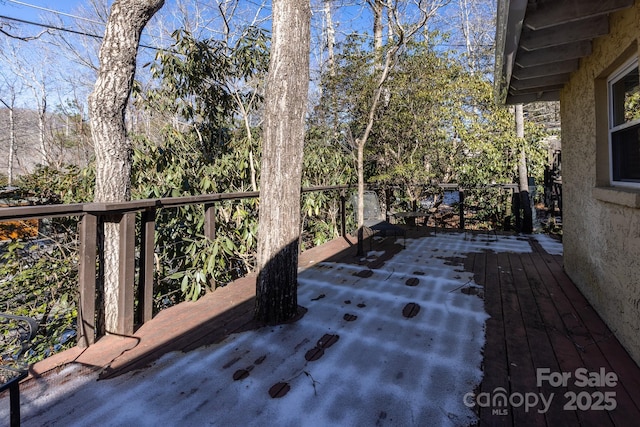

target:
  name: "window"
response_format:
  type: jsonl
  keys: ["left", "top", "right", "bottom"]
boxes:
{"left": 609, "top": 57, "right": 640, "bottom": 186}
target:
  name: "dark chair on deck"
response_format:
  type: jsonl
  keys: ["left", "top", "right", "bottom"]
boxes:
{"left": 1, "top": 313, "right": 39, "bottom": 427}
{"left": 352, "top": 191, "right": 406, "bottom": 250}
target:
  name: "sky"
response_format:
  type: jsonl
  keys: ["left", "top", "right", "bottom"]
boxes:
{"left": 0, "top": 0, "right": 490, "bottom": 112}
{"left": 2, "top": 0, "right": 91, "bottom": 31}
{"left": 2, "top": 0, "right": 162, "bottom": 49}
{"left": 0, "top": 0, "right": 376, "bottom": 110}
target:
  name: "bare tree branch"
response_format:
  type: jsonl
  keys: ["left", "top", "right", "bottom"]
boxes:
{"left": 0, "top": 24, "right": 50, "bottom": 41}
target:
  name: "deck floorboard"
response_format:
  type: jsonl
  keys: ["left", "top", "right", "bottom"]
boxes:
{"left": 15, "top": 230, "right": 640, "bottom": 426}
{"left": 474, "top": 234, "right": 640, "bottom": 426}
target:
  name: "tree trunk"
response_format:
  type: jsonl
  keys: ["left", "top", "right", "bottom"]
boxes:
{"left": 255, "top": 0, "right": 310, "bottom": 324}
{"left": 38, "top": 92, "right": 47, "bottom": 166}
{"left": 352, "top": 3, "right": 435, "bottom": 254}
{"left": 325, "top": 0, "right": 335, "bottom": 77}
{"left": 356, "top": 139, "right": 365, "bottom": 255}
{"left": 8, "top": 106, "right": 15, "bottom": 185}
{"left": 89, "top": 0, "right": 164, "bottom": 334}
{"left": 369, "top": 0, "right": 384, "bottom": 53}
{"left": 0, "top": 96, "right": 17, "bottom": 185}
{"left": 515, "top": 104, "right": 533, "bottom": 233}
{"left": 459, "top": 0, "right": 475, "bottom": 73}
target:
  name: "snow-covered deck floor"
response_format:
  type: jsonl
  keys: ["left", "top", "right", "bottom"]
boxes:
{"left": 2, "top": 231, "right": 640, "bottom": 426}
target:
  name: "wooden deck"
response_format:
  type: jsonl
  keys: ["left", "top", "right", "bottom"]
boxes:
{"left": 16, "top": 229, "right": 640, "bottom": 425}
{"left": 467, "top": 234, "right": 640, "bottom": 426}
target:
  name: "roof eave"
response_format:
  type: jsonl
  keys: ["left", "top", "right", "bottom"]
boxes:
{"left": 494, "top": 0, "right": 529, "bottom": 105}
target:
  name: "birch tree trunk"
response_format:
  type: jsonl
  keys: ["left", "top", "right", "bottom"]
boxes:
{"left": 0, "top": 95, "right": 16, "bottom": 185}
{"left": 353, "top": 2, "right": 441, "bottom": 254}
{"left": 325, "top": 0, "right": 335, "bottom": 77}
{"left": 37, "top": 92, "right": 47, "bottom": 166}
{"left": 8, "top": 106, "right": 15, "bottom": 184}
{"left": 89, "top": 0, "right": 164, "bottom": 334}
{"left": 371, "top": 0, "right": 384, "bottom": 52}
{"left": 255, "top": 0, "right": 310, "bottom": 324}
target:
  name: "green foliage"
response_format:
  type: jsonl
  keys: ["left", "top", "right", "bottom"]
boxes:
{"left": 300, "top": 125, "right": 356, "bottom": 248}
{"left": 313, "top": 35, "right": 549, "bottom": 221}
{"left": 0, "top": 165, "right": 94, "bottom": 363}
{"left": 131, "top": 26, "right": 269, "bottom": 307}
{"left": 624, "top": 86, "right": 640, "bottom": 122}
{"left": 15, "top": 164, "right": 95, "bottom": 204}
{"left": 315, "top": 34, "right": 378, "bottom": 145}
{"left": 131, "top": 132, "right": 259, "bottom": 309}
{"left": 0, "top": 237, "right": 78, "bottom": 365}
{"left": 141, "top": 28, "right": 269, "bottom": 142}
{"left": 3, "top": 16, "right": 558, "bottom": 366}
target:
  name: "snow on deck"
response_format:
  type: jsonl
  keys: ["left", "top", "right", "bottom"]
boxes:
{"left": 4, "top": 233, "right": 535, "bottom": 426}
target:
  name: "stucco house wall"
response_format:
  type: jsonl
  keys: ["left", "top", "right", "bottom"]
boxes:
{"left": 560, "top": 3, "right": 640, "bottom": 366}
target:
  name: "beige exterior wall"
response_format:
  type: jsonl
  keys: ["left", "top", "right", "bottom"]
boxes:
{"left": 560, "top": 2, "right": 640, "bottom": 366}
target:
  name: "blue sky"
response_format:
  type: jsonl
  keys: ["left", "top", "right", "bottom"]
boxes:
{"left": 0, "top": 0, "right": 484, "bottom": 110}
{"left": 2, "top": 0, "right": 85, "bottom": 26}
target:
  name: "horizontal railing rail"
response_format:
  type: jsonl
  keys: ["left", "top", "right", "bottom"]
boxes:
{"left": 0, "top": 186, "right": 353, "bottom": 221}
{"left": 0, "top": 185, "right": 354, "bottom": 349}
{"left": 0, "top": 182, "right": 523, "bottom": 352}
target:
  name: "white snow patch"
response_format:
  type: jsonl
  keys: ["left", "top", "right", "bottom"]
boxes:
{"left": 3, "top": 233, "right": 535, "bottom": 426}
{"left": 532, "top": 234, "right": 563, "bottom": 255}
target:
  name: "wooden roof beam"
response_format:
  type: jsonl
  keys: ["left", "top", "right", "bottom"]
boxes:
{"left": 512, "top": 59, "right": 579, "bottom": 80}
{"left": 510, "top": 74, "right": 571, "bottom": 90}
{"left": 525, "top": 0, "right": 634, "bottom": 31}
{"left": 520, "top": 16, "right": 609, "bottom": 51}
{"left": 515, "top": 41, "right": 592, "bottom": 68}
{"left": 505, "top": 91, "right": 561, "bottom": 105}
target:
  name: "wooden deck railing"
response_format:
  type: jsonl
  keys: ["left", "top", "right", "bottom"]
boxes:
{"left": 0, "top": 185, "right": 351, "bottom": 347}
{"left": 0, "top": 183, "right": 522, "bottom": 349}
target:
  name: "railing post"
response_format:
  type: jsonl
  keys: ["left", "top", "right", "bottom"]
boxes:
{"left": 117, "top": 213, "right": 136, "bottom": 335}
{"left": 139, "top": 208, "right": 156, "bottom": 324}
{"left": 504, "top": 187, "right": 513, "bottom": 231}
{"left": 340, "top": 193, "right": 346, "bottom": 237}
{"left": 204, "top": 202, "right": 218, "bottom": 289}
{"left": 459, "top": 189, "right": 465, "bottom": 230}
{"left": 204, "top": 203, "right": 216, "bottom": 240}
{"left": 513, "top": 189, "right": 522, "bottom": 231}
{"left": 78, "top": 213, "right": 97, "bottom": 347}
{"left": 384, "top": 188, "right": 392, "bottom": 221}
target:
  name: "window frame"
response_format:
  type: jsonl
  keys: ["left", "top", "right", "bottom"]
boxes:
{"left": 608, "top": 56, "right": 640, "bottom": 188}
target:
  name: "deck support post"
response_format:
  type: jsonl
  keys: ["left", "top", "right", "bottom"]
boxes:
{"left": 139, "top": 208, "right": 156, "bottom": 324}
{"left": 204, "top": 203, "right": 216, "bottom": 241}
{"left": 117, "top": 212, "right": 136, "bottom": 335}
{"left": 78, "top": 213, "right": 98, "bottom": 347}
{"left": 357, "top": 226, "right": 364, "bottom": 256}
{"left": 204, "top": 203, "right": 217, "bottom": 288}
{"left": 459, "top": 189, "right": 465, "bottom": 230}
{"left": 340, "top": 193, "right": 346, "bottom": 237}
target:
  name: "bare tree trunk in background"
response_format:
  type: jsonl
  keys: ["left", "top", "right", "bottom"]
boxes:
{"left": 324, "top": 0, "right": 335, "bottom": 77}
{"left": 368, "top": 0, "right": 385, "bottom": 67}
{"left": 515, "top": 104, "right": 533, "bottom": 233}
{"left": 355, "top": 1, "right": 440, "bottom": 255}
{"left": 231, "top": 83, "right": 260, "bottom": 192}
{"left": 255, "top": 0, "right": 310, "bottom": 324}
{"left": 0, "top": 94, "right": 17, "bottom": 185}
{"left": 25, "top": 81, "right": 49, "bottom": 166}
{"left": 373, "top": 0, "right": 384, "bottom": 50}
{"left": 89, "top": 0, "right": 164, "bottom": 334}
{"left": 459, "top": 0, "right": 475, "bottom": 73}
{"left": 8, "top": 107, "right": 15, "bottom": 184}
{"left": 451, "top": 0, "right": 495, "bottom": 74}
{"left": 37, "top": 92, "right": 47, "bottom": 165}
